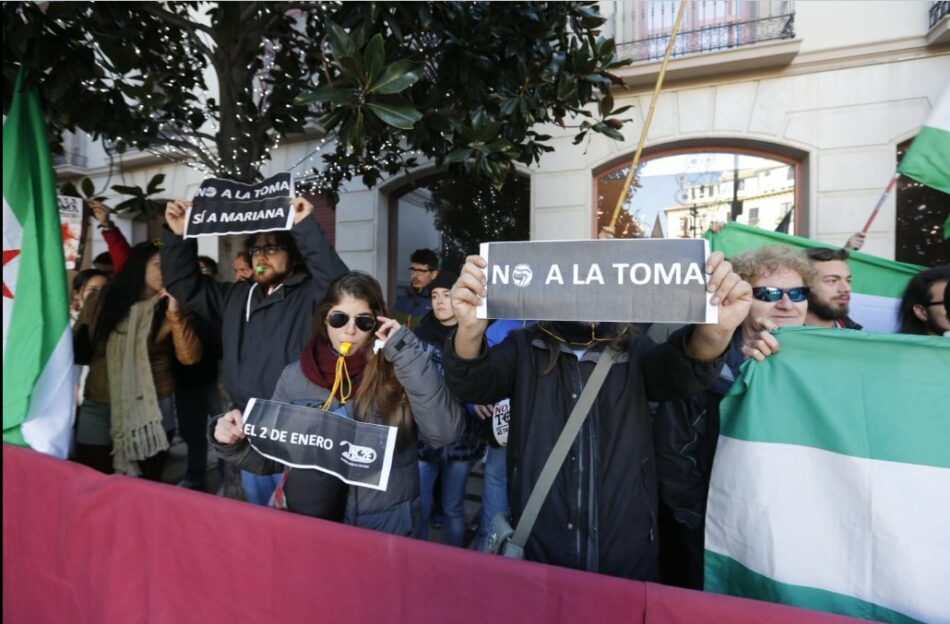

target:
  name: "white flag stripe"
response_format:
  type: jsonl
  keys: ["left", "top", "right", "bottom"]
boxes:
{"left": 849, "top": 292, "right": 900, "bottom": 333}
{"left": 2, "top": 197, "right": 23, "bottom": 355}
{"left": 20, "top": 329, "right": 74, "bottom": 459}
{"left": 706, "top": 437, "right": 950, "bottom": 624}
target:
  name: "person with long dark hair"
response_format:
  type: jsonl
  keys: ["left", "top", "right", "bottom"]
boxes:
{"left": 73, "top": 241, "right": 202, "bottom": 478}
{"left": 898, "top": 266, "right": 950, "bottom": 336}
{"left": 212, "top": 271, "right": 465, "bottom": 536}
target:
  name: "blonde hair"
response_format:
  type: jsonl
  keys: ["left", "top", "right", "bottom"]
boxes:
{"left": 730, "top": 245, "right": 817, "bottom": 287}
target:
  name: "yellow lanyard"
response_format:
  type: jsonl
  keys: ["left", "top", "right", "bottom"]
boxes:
{"left": 322, "top": 341, "right": 353, "bottom": 410}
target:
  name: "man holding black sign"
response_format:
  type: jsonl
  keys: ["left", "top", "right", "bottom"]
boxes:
{"left": 444, "top": 250, "right": 754, "bottom": 581}
{"left": 162, "top": 196, "right": 348, "bottom": 503}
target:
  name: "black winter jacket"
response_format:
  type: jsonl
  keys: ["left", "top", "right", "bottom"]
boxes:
{"left": 161, "top": 218, "right": 347, "bottom": 409}
{"left": 443, "top": 326, "right": 724, "bottom": 581}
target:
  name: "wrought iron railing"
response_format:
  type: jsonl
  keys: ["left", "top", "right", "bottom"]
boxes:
{"left": 610, "top": 1, "right": 796, "bottom": 63}
{"left": 52, "top": 149, "right": 87, "bottom": 169}
{"left": 931, "top": 1, "right": 950, "bottom": 29}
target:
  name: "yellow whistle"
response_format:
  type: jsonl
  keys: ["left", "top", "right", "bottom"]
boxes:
{"left": 339, "top": 341, "right": 353, "bottom": 356}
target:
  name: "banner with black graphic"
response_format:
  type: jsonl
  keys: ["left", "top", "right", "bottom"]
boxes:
{"left": 490, "top": 399, "right": 510, "bottom": 447}
{"left": 476, "top": 238, "right": 717, "bottom": 324}
{"left": 241, "top": 398, "right": 398, "bottom": 491}
{"left": 58, "top": 195, "right": 86, "bottom": 270}
{"left": 184, "top": 172, "right": 295, "bottom": 238}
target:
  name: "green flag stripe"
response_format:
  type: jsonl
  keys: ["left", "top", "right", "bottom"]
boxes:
{"left": 704, "top": 551, "right": 923, "bottom": 624}
{"left": 2, "top": 72, "right": 71, "bottom": 439}
{"left": 719, "top": 328, "right": 950, "bottom": 469}
{"left": 705, "top": 222, "right": 923, "bottom": 299}
{"left": 897, "top": 125, "right": 950, "bottom": 196}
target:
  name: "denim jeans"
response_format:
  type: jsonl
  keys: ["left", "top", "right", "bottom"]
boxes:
{"left": 474, "top": 445, "right": 508, "bottom": 551}
{"left": 418, "top": 450, "right": 475, "bottom": 546}
{"left": 241, "top": 471, "right": 283, "bottom": 506}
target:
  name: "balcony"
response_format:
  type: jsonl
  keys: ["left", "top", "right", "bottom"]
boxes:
{"left": 927, "top": 1, "right": 950, "bottom": 46}
{"left": 52, "top": 132, "right": 89, "bottom": 179}
{"left": 605, "top": 1, "right": 801, "bottom": 89}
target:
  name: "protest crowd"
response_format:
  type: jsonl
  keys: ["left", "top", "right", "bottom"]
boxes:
{"left": 61, "top": 192, "right": 950, "bottom": 599}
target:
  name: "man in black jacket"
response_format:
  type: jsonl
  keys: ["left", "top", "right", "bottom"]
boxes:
{"left": 161, "top": 197, "right": 348, "bottom": 502}
{"left": 444, "top": 252, "right": 754, "bottom": 581}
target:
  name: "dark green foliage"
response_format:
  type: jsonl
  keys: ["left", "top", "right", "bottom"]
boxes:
{"left": 424, "top": 175, "right": 531, "bottom": 272}
{"left": 4, "top": 1, "right": 631, "bottom": 197}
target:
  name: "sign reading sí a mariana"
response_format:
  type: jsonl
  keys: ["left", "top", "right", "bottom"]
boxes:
{"left": 184, "top": 172, "right": 295, "bottom": 238}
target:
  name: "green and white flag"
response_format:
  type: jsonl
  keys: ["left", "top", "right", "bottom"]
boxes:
{"left": 3, "top": 73, "right": 74, "bottom": 458}
{"left": 705, "top": 328, "right": 950, "bottom": 623}
{"left": 898, "top": 84, "right": 950, "bottom": 199}
{"left": 705, "top": 223, "right": 923, "bottom": 333}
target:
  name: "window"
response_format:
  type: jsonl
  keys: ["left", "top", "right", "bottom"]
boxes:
{"left": 895, "top": 140, "right": 949, "bottom": 266}
{"left": 594, "top": 150, "right": 799, "bottom": 239}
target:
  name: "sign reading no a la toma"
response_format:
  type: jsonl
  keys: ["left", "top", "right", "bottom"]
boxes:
{"left": 184, "top": 172, "right": 295, "bottom": 238}
{"left": 242, "top": 398, "right": 398, "bottom": 491}
{"left": 476, "top": 238, "right": 717, "bottom": 324}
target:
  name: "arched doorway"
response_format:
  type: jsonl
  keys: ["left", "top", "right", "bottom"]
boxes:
{"left": 593, "top": 141, "right": 808, "bottom": 239}
{"left": 387, "top": 173, "right": 530, "bottom": 305}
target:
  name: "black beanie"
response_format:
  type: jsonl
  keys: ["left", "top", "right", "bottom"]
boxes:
{"left": 429, "top": 271, "right": 459, "bottom": 291}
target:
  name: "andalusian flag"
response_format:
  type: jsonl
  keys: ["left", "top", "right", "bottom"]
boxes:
{"left": 706, "top": 328, "right": 950, "bottom": 623}
{"left": 897, "top": 84, "right": 950, "bottom": 239}
{"left": 3, "top": 73, "right": 74, "bottom": 458}
{"left": 898, "top": 84, "right": 950, "bottom": 198}
{"left": 706, "top": 223, "right": 923, "bottom": 333}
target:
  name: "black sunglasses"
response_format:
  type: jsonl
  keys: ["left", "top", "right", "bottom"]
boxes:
{"left": 752, "top": 286, "right": 810, "bottom": 303}
{"left": 248, "top": 245, "right": 287, "bottom": 257}
{"left": 327, "top": 312, "right": 377, "bottom": 332}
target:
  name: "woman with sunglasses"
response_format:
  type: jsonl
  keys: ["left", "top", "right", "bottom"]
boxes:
{"left": 212, "top": 271, "right": 465, "bottom": 537}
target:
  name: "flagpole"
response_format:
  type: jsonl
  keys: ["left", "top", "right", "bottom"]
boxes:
{"left": 606, "top": 0, "right": 688, "bottom": 236}
{"left": 860, "top": 174, "right": 898, "bottom": 234}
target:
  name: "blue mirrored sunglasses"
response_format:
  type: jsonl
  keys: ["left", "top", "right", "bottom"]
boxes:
{"left": 752, "top": 286, "right": 810, "bottom": 303}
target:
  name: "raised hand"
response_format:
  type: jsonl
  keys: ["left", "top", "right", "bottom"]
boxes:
{"left": 165, "top": 200, "right": 191, "bottom": 236}
{"left": 290, "top": 196, "right": 314, "bottom": 225}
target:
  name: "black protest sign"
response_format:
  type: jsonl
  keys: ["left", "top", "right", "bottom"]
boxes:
{"left": 184, "top": 172, "right": 295, "bottom": 238}
{"left": 242, "top": 398, "right": 398, "bottom": 491}
{"left": 476, "top": 238, "right": 717, "bottom": 324}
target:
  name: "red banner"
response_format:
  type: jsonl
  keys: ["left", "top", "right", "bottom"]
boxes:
{"left": 3, "top": 445, "right": 859, "bottom": 624}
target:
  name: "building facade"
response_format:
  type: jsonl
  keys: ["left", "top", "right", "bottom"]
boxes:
{"left": 58, "top": 0, "right": 950, "bottom": 287}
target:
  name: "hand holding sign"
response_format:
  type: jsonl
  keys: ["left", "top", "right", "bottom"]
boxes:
{"left": 704, "top": 251, "right": 751, "bottom": 331}
{"left": 165, "top": 200, "right": 190, "bottom": 236}
{"left": 214, "top": 409, "right": 246, "bottom": 445}
{"left": 290, "top": 196, "right": 314, "bottom": 225}
{"left": 451, "top": 255, "right": 491, "bottom": 359}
